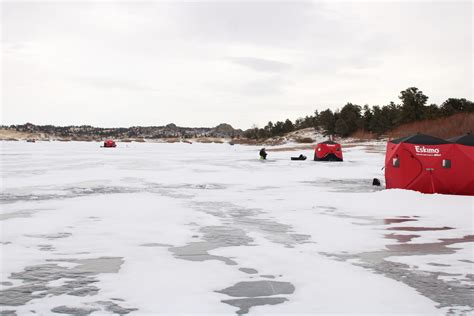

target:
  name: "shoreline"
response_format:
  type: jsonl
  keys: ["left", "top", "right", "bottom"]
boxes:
{"left": 0, "top": 135, "right": 387, "bottom": 155}
{"left": 0, "top": 127, "right": 384, "bottom": 148}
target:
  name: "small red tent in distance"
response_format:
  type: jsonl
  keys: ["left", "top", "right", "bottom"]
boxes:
{"left": 314, "top": 141, "right": 343, "bottom": 161}
{"left": 103, "top": 140, "right": 117, "bottom": 148}
{"left": 385, "top": 133, "right": 474, "bottom": 195}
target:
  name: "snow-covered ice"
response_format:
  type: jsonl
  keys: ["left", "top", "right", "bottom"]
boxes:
{"left": 1, "top": 141, "right": 473, "bottom": 315}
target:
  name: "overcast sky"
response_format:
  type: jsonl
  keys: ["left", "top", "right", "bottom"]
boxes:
{"left": 2, "top": 1, "right": 472, "bottom": 129}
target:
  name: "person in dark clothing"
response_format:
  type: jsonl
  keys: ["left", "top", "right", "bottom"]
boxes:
{"left": 259, "top": 148, "right": 267, "bottom": 160}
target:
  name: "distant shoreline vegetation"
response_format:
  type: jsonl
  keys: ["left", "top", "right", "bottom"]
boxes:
{"left": 2, "top": 87, "right": 473, "bottom": 141}
{"left": 1, "top": 123, "right": 244, "bottom": 140}
{"left": 244, "top": 87, "right": 474, "bottom": 140}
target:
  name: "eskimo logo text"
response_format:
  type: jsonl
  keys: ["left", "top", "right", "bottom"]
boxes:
{"left": 415, "top": 146, "right": 440, "bottom": 154}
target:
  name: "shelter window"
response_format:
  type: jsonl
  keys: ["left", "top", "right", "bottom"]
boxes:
{"left": 392, "top": 157, "right": 400, "bottom": 168}
{"left": 442, "top": 159, "right": 451, "bottom": 168}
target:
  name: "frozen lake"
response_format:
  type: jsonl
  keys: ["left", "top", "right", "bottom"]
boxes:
{"left": 1, "top": 141, "right": 473, "bottom": 315}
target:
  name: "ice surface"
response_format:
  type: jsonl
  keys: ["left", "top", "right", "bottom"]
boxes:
{"left": 0, "top": 141, "right": 472, "bottom": 315}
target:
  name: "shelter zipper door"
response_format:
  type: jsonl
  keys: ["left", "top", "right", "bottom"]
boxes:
{"left": 398, "top": 148, "right": 424, "bottom": 189}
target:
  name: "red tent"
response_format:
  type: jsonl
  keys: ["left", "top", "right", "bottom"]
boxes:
{"left": 103, "top": 140, "right": 117, "bottom": 148}
{"left": 384, "top": 133, "right": 473, "bottom": 195}
{"left": 314, "top": 141, "right": 343, "bottom": 161}
{"left": 447, "top": 133, "right": 474, "bottom": 195}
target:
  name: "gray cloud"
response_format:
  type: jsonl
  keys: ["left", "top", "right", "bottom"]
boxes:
{"left": 227, "top": 57, "right": 291, "bottom": 73}
{"left": 175, "top": 2, "right": 316, "bottom": 46}
{"left": 71, "top": 76, "right": 159, "bottom": 92}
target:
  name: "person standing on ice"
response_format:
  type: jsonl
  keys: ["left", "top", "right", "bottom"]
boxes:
{"left": 259, "top": 148, "right": 267, "bottom": 160}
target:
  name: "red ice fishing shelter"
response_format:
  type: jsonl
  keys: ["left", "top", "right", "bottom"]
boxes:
{"left": 447, "top": 133, "right": 474, "bottom": 195}
{"left": 103, "top": 140, "right": 117, "bottom": 148}
{"left": 314, "top": 141, "right": 343, "bottom": 161}
{"left": 384, "top": 133, "right": 474, "bottom": 195}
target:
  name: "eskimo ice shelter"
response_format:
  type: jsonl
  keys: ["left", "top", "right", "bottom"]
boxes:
{"left": 314, "top": 141, "right": 343, "bottom": 161}
{"left": 103, "top": 140, "right": 117, "bottom": 148}
{"left": 385, "top": 133, "right": 473, "bottom": 195}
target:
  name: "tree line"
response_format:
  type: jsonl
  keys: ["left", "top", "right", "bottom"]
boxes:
{"left": 244, "top": 87, "right": 474, "bottom": 139}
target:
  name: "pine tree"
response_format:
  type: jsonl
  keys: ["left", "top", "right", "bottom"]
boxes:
{"left": 399, "top": 87, "right": 428, "bottom": 123}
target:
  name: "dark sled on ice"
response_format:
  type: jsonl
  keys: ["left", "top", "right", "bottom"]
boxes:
{"left": 291, "top": 154, "right": 307, "bottom": 161}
